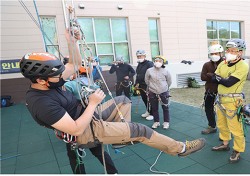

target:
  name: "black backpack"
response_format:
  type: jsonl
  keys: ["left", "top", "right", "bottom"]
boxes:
{"left": 1, "top": 95, "right": 14, "bottom": 108}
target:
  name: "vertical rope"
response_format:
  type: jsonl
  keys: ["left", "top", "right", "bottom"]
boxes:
{"left": 33, "top": 0, "right": 48, "bottom": 52}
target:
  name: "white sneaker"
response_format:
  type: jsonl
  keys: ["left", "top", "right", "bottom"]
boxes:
{"left": 152, "top": 122, "right": 160, "bottom": 129}
{"left": 163, "top": 122, "right": 169, "bottom": 129}
{"left": 141, "top": 111, "right": 150, "bottom": 118}
{"left": 146, "top": 115, "right": 154, "bottom": 121}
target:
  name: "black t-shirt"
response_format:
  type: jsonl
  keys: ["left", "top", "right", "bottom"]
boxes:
{"left": 26, "top": 87, "right": 80, "bottom": 128}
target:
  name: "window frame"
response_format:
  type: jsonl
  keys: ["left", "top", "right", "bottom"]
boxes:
{"left": 40, "top": 16, "right": 60, "bottom": 59}
{"left": 78, "top": 17, "right": 131, "bottom": 65}
{"left": 148, "top": 18, "right": 161, "bottom": 58}
{"left": 206, "top": 20, "right": 241, "bottom": 50}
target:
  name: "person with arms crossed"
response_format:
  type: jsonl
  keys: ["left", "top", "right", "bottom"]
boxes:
{"left": 200, "top": 42, "right": 224, "bottom": 134}
{"left": 211, "top": 39, "right": 249, "bottom": 163}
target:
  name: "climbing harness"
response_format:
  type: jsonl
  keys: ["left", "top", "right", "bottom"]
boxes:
{"left": 155, "top": 93, "right": 171, "bottom": 107}
{"left": 215, "top": 93, "right": 244, "bottom": 120}
{"left": 116, "top": 80, "right": 133, "bottom": 89}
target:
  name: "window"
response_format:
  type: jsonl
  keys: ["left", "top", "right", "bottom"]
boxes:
{"left": 148, "top": 18, "right": 160, "bottom": 58}
{"left": 77, "top": 18, "right": 130, "bottom": 65}
{"left": 40, "top": 16, "right": 60, "bottom": 58}
{"left": 207, "top": 20, "right": 241, "bottom": 49}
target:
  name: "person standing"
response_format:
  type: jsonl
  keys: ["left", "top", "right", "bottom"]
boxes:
{"left": 211, "top": 39, "right": 249, "bottom": 164}
{"left": 109, "top": 56, "right": 135, "bottom": 99}
{"left": 145, "top": 56, "right": 172, "bottom": 129}
{"left": 135, "top": 50, "right": 154, "bottom": 120}
{"left": 200, "top": 42, "right": 223, "bottom": 134}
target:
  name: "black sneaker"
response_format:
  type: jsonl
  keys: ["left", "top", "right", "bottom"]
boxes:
{"left": 201, "top": 126, "right": 217, "bottom": 134}
{"left": 229, "top": 150, "right": 240, "bottom": 163}
{"left": 178, "top": 138, "right": 206, "bottom": 157}
{"left": 212, "top": 143, "right": 230, "bottom": 151}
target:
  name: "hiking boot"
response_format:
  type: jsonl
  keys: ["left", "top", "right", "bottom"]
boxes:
{"left": 141, "top": 111, "right": 150, "bottom": 118}
{"left": 146, "top": 115, "right": 154, "bottom": 121}
{"left": 229, "top": 150, "right": 240, "bottom": 163}
{"left": 212, "top": 143, "right": 230, "bottom": 151}
{"left": 152, "top": 122, "right": 160, "bottom": 129}
{"left": 178, "top": 138, "right": 206, "bottom": 157}
{"left": 162, "top": 122, "right": 169, "bottom": 129}
{"left": 201, "top": 126, "right": 217, "bottom": 134}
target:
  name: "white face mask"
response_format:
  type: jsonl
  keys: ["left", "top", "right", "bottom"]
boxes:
{"left": 209, "top": 55, "right": 220, "bottom": 62}
{"left": 154, "top": 62, "right": 162, "bottom": 68}
{"left": 137, "top": 59, "right": 144, "bottom": 63}
{"left": 225, "top": 53, "right": 237, "bottom": 62}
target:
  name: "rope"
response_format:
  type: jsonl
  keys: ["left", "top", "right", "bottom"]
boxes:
{"left": 237, "top": 106, "right": 248, "bottom": 137}
{"left": 101, "top": 144, "right": 107, "bottom": 174}
{"left": 33, "top": 0, "right": 47, "bottom": 52}
{"left": 18, "top": 0, "right": 65, "bottom": 59}
{"left": 74, "top": 149, "right": 85, "bottom": 174}
{"left": 149, "top": 151, "right": 169, "bottom": 174}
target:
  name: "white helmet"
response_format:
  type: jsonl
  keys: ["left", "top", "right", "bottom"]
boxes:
{"left": 208, "top": 44, "right": 224, "bottom": 54}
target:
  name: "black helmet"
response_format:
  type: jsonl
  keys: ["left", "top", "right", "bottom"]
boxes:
{"left": 20, "top": 52, "right": 65, "bottom": 79}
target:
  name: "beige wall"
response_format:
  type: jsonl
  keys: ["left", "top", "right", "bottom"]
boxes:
{"left": 1, "top": 0, "right": 250, "bottom": 82}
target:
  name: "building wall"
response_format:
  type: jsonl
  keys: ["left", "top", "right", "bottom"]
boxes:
{"left": 1, "top": 0, "right": 250, "bottom": 102}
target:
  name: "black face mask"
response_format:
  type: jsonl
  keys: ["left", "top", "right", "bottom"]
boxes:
{"left": 48, "top": 78, "right": 66, "bottom": 89}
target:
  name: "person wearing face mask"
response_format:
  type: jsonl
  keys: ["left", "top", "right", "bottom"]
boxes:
{"left": 145, "top": 56, "right": 172, "bottom": 129}
{"left": 109, "top": 56, "right": 135, "bottom": 99}
{"left": 200, "top": 42, "right": 224, "bottom": 134}
{"left": 211, "top": 39, "right": 249, "bottom": 164}
{"left": 134, "top": 50, "right": 154, "bottom": 120}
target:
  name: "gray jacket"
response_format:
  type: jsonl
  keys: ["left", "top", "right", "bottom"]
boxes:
{"left": 145, "top": 67, "right": 172, "bottom": 94}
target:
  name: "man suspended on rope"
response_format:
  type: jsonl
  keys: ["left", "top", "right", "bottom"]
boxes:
{"left": 211, "top": 39, "right": 249, "bottom": 164}
{"left": 145, "top": 56, "right": 172, "bottom": 129}
{"left": 200, "top": 42, "right": 224, "bottom": 134}
{"left": 109, "top": 55, "right": 135, "bottom": 99}
{"left": 134, "top": 50, "right": 154, "bottom": 120}
{"left": 20, "top": 29, "right": 117, "bottom": 174}
{"left": 20, "top": 29, "right": 206, "bottom": 174}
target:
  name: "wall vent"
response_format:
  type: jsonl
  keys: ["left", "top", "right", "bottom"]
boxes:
{"left": 177, "top": 72, "right": 205, "bottom": 88}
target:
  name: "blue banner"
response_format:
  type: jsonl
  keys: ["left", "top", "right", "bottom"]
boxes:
{"left": 0, "top": 59, "right": 21, "bottom": 74}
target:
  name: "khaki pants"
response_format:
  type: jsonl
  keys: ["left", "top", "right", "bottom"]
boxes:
{"left": 77, "top": 95, "right": 184, "bottom": 155}
{"left": 216, "top": 98, "right": 245, "bottom": 152}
